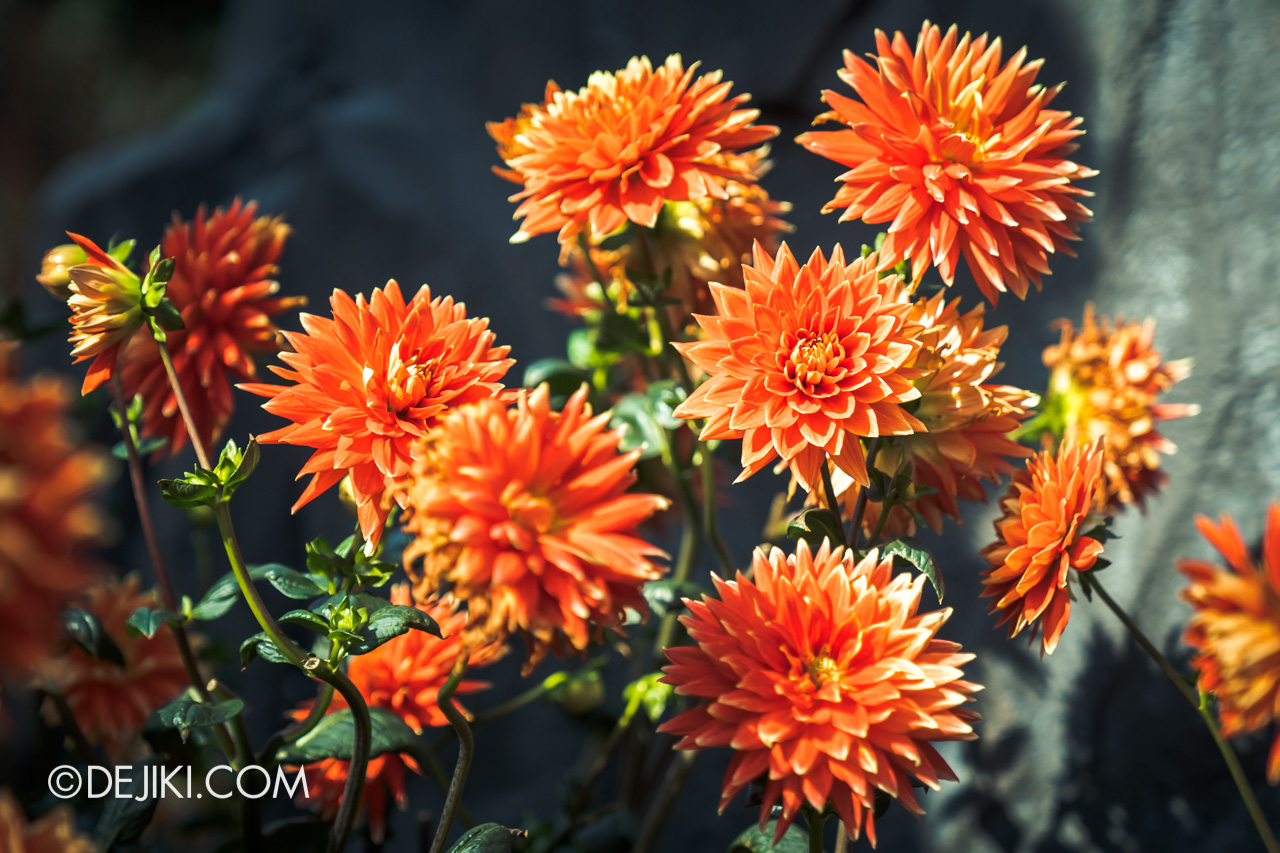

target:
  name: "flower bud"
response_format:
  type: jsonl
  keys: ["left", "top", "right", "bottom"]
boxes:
{"left": 36, "top": 243, "right": 88, "bottom": 302}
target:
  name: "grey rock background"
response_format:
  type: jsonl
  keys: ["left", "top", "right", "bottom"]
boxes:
{"left": 10, "top": 0, "right": 1280, "bottom": 850}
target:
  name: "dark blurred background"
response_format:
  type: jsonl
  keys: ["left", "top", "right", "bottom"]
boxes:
{"left": 3, "top": 0, "right": 1280, "bottom": 851}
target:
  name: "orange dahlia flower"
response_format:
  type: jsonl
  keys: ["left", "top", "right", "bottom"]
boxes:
{"left": 294, "top": 585, "right": 504, "bottom": 841}
{"left": 826, "top": 291, "right": 1035, "bottom": 538}
{"left": 0, "top": 790, "right": 95, "bottom": 853}
{"left": 797, "top": 22, "right": 1096, "bottom": 303}
{"left": 552, "top": 148, "right": 793, "bottom": 323}
{"left": 40, "top": 575, "right": 188, "bottom": 757}
{"left": 401, "top": 385, "right": 668, "bottom": 663}
{"left": 980, "top": 439, "right": 1106, "bottom": 655}
{"left": 1178, "top": 504, "right": 1280, "bottom": 784}
{"left": 119, "top": 200, "right": 301, "bottom": 455}
{"left": 0, "top": 343, "right": 110, "bottom": 681}
{"left": 660, "top": 540, "right": 980, "bottom": 845}
{"left": 63, "top": 233, "right": 145, "bottom": 394}
{"left": 491, "top": 55, "right": 778, "bottom": 243}
{"left": 242, "top": 279, "right": 513, "bottom": 547}
{"left": 673, "top": 242, "right": 925, "bottom": 494}
{"left": 1043, "top": 304, "right": 1195, "bottom": 510}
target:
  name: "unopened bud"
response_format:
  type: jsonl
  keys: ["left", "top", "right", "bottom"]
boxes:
{"left": 36, "top": 243, "right": 88, "bottom": 302}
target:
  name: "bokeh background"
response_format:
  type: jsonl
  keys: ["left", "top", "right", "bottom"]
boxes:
{"left": 3, "top": 0, "right": 1279, "bottom": 850}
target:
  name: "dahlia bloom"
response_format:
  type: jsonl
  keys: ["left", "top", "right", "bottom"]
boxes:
{"left": 0, "top": 790, "right": 95, "bottom": 853}
{"left": 1043, "top": 304, "right": 1195, "bottom": 510}
{"left": 120, "top": 200, "right": 301, "bottom": 455}
{"left": 401, "top": 385, "right": 668, "bottom": 663}
{"left": 552, "top": 149, "right": 793, "bottom": 323}
{"left": 242, "top": 279, "right": 513, "bottom": 547}
{"left": 294, "top": 586, "right": 504, "bottom": 841}
{"left": 40, "top": 575, "right": 188, "bottom": 757}
{"left": 1178, "top": 505, "right": 1280, "bottom": 784}
{"left": 797, "top": 22, "right": 1096, "bottom": 303}
{"left": 826, "top": 291, "right": 1035, "bottom": 538}
{"left": 980, "top": 439, "right": 1106, "bottom": 654}
{"left": 660, "top": 540, "right": 980, "bottom": 845}
{"left": 491, "top": 55, "right": 778, "bottom": 243}
{"left": 673, "top": 242, "right": 925, "bottom": 494}
{"left": 63, "top": 233, "right": 144, "bottom": 395}
{"left": 0, "top": 343, "right": 110, "bottom": 681}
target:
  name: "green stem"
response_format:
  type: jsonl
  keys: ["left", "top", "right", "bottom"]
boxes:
{"left": 471, "top": 681, "right": 554, "bottom": 727}
{"left": 259, "top": 682, "right": 335, "bottom": 768}
{"left": 700, "top": 446, "right": 734, "bottom": 575}
{"left": 1085, "top": 573, "right": 1280, "bottom": 853}
{"left": 319, "top": 667, "right": 372, "bottom": 853}
{"left": 207, "top": 680, "right": 254, "bottom": 771}
{"left": 155, "top": 338, "right": 212, "bottom": 470}
{"left": 808, "top": 809, "right": 828, "bottom": 853}
{"left": 849, "top": 439, "right": 879, "bottom": 549}
{"left": 429, "top": 656, "right": 473, "bottom": 853}
{"left": 819, "top": 460, "right": 847, "bottom": 548}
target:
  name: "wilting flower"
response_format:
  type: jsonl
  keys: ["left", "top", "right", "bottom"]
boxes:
{"left": 660, "top": 540, "right": 980, "bottom": 845}
{"left": 491, "top": 55, "right": 778, "bottom": 244}
{"left": 294, "top": 586, "right": 504, "bottom": 841}
{"left": 63, "top": 233, "right": 145, "bottom": 395}
{"left": 673, "top": 242, "right": 925, "bottom": 494}
{"left": 1042, "top": 304, "right": 1195, "bottom": 510}
{"left": 797, "top": 22, "right": 1096, "bottom": 303}
{"left": 36, "top": 243, "right": 88, "bottom": 302}
{"left": 119, "top": 200, "right": 301, "bottom": 455}
{"left": 0, "top": 790, "right": 95, "bottom": 853}
{"left": 401, "top": 385, "right": 668, "bottom": 664}
{"left": 243, "top": 279, "right": 513, "bottom": 547}
{"left": 552, "top": 149, "right": 793, "bottom": 323}
{"left": 40, "top": 575, "right": 188, "bottom": 757}
{"left": 1178, "top": 504, "right": 1280, "bottom": 784}
{"left": 0, "top": 342, "right": 110, "bottom": 681}
{"left": 825, "top": 291, "right": 1035, "bottom": 538}
{"left": 980, "top": 439, "right": 1106, "bottom": 654}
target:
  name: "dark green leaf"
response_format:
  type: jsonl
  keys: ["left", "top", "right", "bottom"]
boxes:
{"left": 110, "top": 436, "right": 167, "bottom": 459}
{"left": 159, "top": 478, "right": 220, "bottom": 508}
{"left": 126, "top": 606, "right": 184, "bottom": 639}
{"left": 280, "top": 609, "right": 331, "bottom": 634}
{"left": 64, "top": 609, "right": 125, "bottom": 667}
{"left": 522, "top": 358, "right": 589, "bottom": 396}
{"left": 95, "top": 756, "right": 159, "bottom": 847}
{"left": 727, "top": 820, "right": 808, "bottom": 853}
{"left": 240, "top": 633, "right": 292, "bottom": 668}
{"left": 874, "top": 789, "right": 893, "bottom": 819}
{"left": 786, "top": 508, "right": 846, "bottom": 550}
{"left": 156, "top": 695, "right": 243, "bottom": 742}
{"left": 151, "top": 257, "right": 175, "bottom": 284}
{"left": 610, "top": 393, "right": 666, "bottom": 458}
{"left": 883, "top": 537, "right": 944, "bottom": 602}
{"left": 253, "top": 563, "right": 326, "bottom": 599}
{"left": 447, "top": 822, "right": 517, "bottom": 853}
{"left": 348, "top": 604, "right": 442, "bottom": 655}
{"left": 641, "top": 579, "right": 703, "bottom": 619}
{"left": 275, "top": 707, "right": 426, "bottom": 765}
{"left": 596, "top": 226, "right": 633, "bottom": 252}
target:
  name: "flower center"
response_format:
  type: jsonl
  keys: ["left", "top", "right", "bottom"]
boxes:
{"left": 492, "top": 482, "right": 556, "bottom": 552}
{"left": 378, "top": 341, "right": 434, "bottom": 412}
{"left": 806, "top": 649, "right": 843, "bottom": 688}
{"left": 784, "top": 331, "right": 846, "bottom": 397}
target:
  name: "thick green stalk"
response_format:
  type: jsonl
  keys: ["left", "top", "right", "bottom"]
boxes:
{"left": 155, "top": 338, "right": 212, "bottom": 470}
{"left": 429, "top": 656, "right": 473, "bottom": 853}
{"left": 808, "top": 810, "right": 828, "bottom": 853}
{"left": 849, "top": 439, "right": 879, "bottom": 549}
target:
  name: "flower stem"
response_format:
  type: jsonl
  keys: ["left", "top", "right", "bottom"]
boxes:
{"left": 258, "top": 682, "right": 334, "bottom": 767}
{"left": 1084, "top": 573, "right": 1280, "bottom": 853}
{"left": 849, "top": 438, "right": 880, "bottom": 549}
{"left": 820, "top": 460, "right": 847, "bottom": 548}
{"left": 155, "top": 338, "right": 212, "bottom": 470}
{"left": 320, "top": 667, "right": 372, "bottom": 853}
{"left": 700, "top": 446, "right": 734, "bottom": 575}
{"left": 808, "top": 809, "right": 828, "bottom": 853}
{"left": 429, "top": 655, "right": 473, "bottom": 853}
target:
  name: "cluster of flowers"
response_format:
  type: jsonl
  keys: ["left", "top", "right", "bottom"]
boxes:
{"left": 2, "top": 18, "right": 1277, "bottom": 852}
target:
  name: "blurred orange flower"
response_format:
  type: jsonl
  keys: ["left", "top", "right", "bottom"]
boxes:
{"left": 660, "top": 540, "right": 980, "bottom": 845}
{"left": 0, "top": 790, "right": 95, "bottom": 853}
{"left": 0, "top": 343, "right": 110, "bottom": 681}
{"left": 1043, "top": 304, "right": 1195, "bottom": 510}
{"left": 63, "top": 233, "right": 144, "bottom": 395}
{"left": 673, "top": 242, "right": 925, "bottom": 494}
{"left": 1179, "top": 504, "right": 1280, "bottom": 784}
{"left": 401, "top": 385, "right": 668, "bottom": 665}
{"left": 243, "top": 279, "right": 513, "bottom": 547}
{"left": 41, "top": 575, "right": 188, "bottom": 758}
{"left": 491, "top": 55, "right": 778, "bottom": 244}
{"left": 294, "top": 586, "right": 504, "bottom": 841}
{"left": 120, "top": 200, "right": 301, "bottom": 455}
{"left": 980, "top": 439, "right": 1106, "bottom": 655}
{"left": 797, "top": 22, "right": 1095, "bottom": 303}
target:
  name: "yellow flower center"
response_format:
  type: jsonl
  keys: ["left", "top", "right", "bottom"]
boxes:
{"left": 494, "top": 482, "right": 557, "bottom": 552}
{"left": 784, "top": 331, "right": 846, "bottom": 397}
{"left": 806, "top": 650, "right": 843, "bottom": 688}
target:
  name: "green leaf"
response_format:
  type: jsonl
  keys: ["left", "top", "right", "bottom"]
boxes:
{"left": 610, "top": 393, "right": 667, "bottom": 459}
{"left": 348, "top": 604, "right": 442, "bottom": 655}
{"left": 786, "top": 508, "right": 846, "bottom": 551}
{"left": 622, "top": 672, "right": 672, "bottom": 726}
{"left": 107, "top": 238, "right": 136, "bottom": 264}
{"left": 240, "top": 633, "right": 292, "bottom": 668}
{"left": 150, "top": 256, "right": 175, "bottom": 285}
{"left": 158, "top": 478, "right": 220, "bottom": 508}
{"left": 110, "top": 436, "right": 166, "bottom": 459}
{"left": 641, "top": 579, "right": 703, "bottom": 619}
{"left": 156, "top": 694, "right": 244, "bottom": 742}
{"left": 280, "top": 609, "right": 331, "bottom": 634}
{"left": 276, "top": 706, "right": 426, "bottom": 765}
{"left": 191, "top": 564, "right": 325, "bottom": 621}
{"left": 95, "top": 756, "right": 159, "bottom": 847}
{"left": 727, "top": 820, "right": 809, "bottom": 853}
{"left": 522, "top": 358, "right": 589, "bottom": 396}
{"left": 63, "top": 609, "right": 125, "bottom": 667}
{"left": 126, "top": 606, "right": 184, "bottom": 639}
{"left": 447, "top": 823, "right": 517, "bottom": 853}
{"left": 567, "top": 328, "right": 596, "bottom": 370}
{"left": 646, "top": 380, "right": 687, "bottom": 430}
{"left": 883, "top": 537, "right": 944, "bottom": 602}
